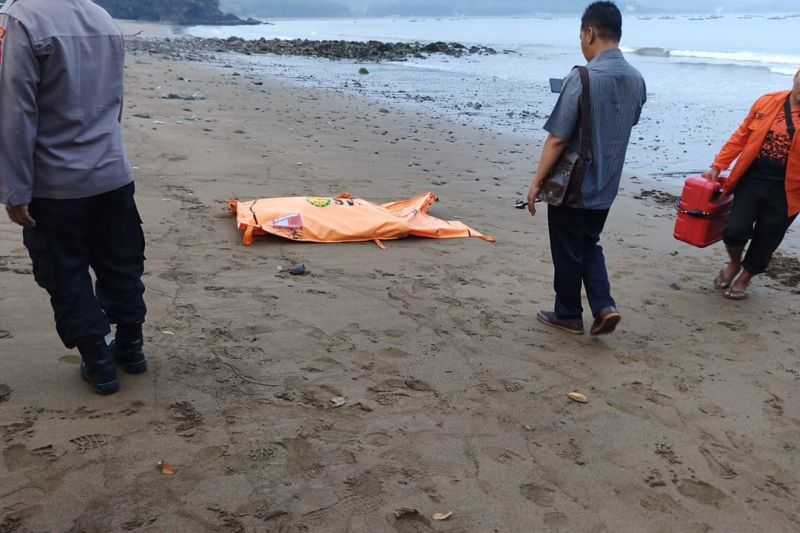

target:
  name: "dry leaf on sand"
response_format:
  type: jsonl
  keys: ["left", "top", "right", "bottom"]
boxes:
{"left": 157, "top": 461, "right": 176, "bottom": 476}
{"left": 568, "top": 392, "right": 588, "bottom": 404}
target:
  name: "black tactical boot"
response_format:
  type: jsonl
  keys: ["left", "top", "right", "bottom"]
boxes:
{"left": 78, "top": 337, "right": 120, "bottom": 396}
{"left": 112, "top": 323, "right": 147, "bottom": 375}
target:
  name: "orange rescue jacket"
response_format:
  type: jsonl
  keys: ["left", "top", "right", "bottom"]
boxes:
{"left": 713, "top": 91, "right": 800, "bottom": 216}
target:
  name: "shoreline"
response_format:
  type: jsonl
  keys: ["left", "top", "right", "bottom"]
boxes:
{"left": 1, "top": 52, "right": 800, "bottom": 532}
{"left": 120, "top": 20, "right": 798, "bottom": 189}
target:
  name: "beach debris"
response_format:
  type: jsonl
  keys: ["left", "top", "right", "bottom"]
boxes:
{"left": 0, "top": 384, "right": 11, "bottom": 403}
{"left": 767, "top": 253, "right": 800, "bottom": 288}
{"left": 669, "top": 283, "right": 682, "bottom": 291}
{"left": 631, "top": 47, "right": 671, "bottom": 58}
{"left": 330, "top": 397, "right": 347, "bottom": 408}
{"left": 161, "top": 92, "right": 207, "bottom": 101}
{"left": 359, "top": 67, "right": 370, "bottom": 75}
{"left": 132, "top": 113, "right": 152, "bottom": 119}
{"left": 157, "top": 460, "right": 176, "bottom": 476}
{"left": 433, "top": 512, "right": 453, "bottom": 521}
{"left": 161, "top": 330, "right": 176, "bottom": 336}
{"left": 568, "top": 392, "right": 589, "bottom": 404}
{"left": 355, "top": 399, "right": 378, "bottom": 412}
{"left": 289, "top": 264, "right": 308, "bottom": 276}
{"left": 393, "top": 508, "right": 422, "bottom": 520}
{"left": 0, "top": 330, "right": 11, "bottom": 340}
{"left": 634, "top": 189, "right": 679, "bottom": 206}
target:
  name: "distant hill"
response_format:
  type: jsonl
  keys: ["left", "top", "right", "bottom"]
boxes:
{"left": 223, "top": 0, "right": 352, "bottom": 17}
{"left": 97, "top": 0, "right": 259, "bottom": 25}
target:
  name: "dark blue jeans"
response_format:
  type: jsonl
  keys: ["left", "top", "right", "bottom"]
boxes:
{"left": 548, "top": 205, "right": 615, "bottom": 321}
{"left": 23, "top": 183, "right": 146, "bottom": 348}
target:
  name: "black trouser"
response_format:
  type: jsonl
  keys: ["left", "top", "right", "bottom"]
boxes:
{"left": 723, "top": 176, "right": 796, "bottom": 275}
{"left": 548, "top": 205, "right": 615, "bottom": 320}
{"left": 23, "top": 183, "right": 146, "bottom": 349}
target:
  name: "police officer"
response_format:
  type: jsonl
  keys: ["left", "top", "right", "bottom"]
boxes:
{"left": 0, "top": 0, "right": 147, "bottom": 395}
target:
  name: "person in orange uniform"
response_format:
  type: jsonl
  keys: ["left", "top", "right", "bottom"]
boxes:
{"left": 704, "top": 69, "right": 800, "bottom": 300}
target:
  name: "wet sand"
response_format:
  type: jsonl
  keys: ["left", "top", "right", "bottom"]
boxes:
{"left": 1, "top": 56, "right": 799, "bottom": 532}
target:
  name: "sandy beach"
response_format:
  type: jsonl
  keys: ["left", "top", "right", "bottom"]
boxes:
{"left": 1, "top": 51, "right": 799, "bottom": 532}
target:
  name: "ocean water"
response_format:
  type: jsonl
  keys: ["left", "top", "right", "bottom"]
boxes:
{"left": 184, "top": 14, "right": 800, "bottom": 181}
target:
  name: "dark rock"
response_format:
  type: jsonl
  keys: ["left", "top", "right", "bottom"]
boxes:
{"left": 289, "top": 264, "right": 308, "bottom": 276}
{"left": 125, "top": 36, "right": 498, "bottom": 64}
{"left": 161, "top": 92, "right": 207, "bottom": 101}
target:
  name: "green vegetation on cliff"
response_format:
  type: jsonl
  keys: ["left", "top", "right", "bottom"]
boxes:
{"left": 96, "top": 0, "right": 258, "bottom": 25}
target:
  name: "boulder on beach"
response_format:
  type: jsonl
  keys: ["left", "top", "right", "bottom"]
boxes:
{"left": 632, "top": 47, "right": 671, "bottom": 58}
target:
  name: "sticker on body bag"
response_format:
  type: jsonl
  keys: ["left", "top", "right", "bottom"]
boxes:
{"left": 271, "top": 214, "right": 303, "bottom": 230}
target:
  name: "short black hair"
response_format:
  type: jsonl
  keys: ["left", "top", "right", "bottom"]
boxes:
{"left": 581, "top": 2, "right": 623, "bottom": 43}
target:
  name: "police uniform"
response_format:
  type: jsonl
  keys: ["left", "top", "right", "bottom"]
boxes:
{"left": 0, "top": 0, "right": 147, "bottom": 394}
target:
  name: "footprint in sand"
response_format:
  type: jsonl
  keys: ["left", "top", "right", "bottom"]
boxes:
{"left": 59, "top": 354, "right": 81, "bottom": 365}
{"left": 640, "top": 493, "right": 681, "bottom": 513}
{"left": 391, "top": 512, "right": 435, "bottom": 533}
{"left": 0, "top": 384, "right": 11, "bottom": 403}
{"left": 70, "top": 434, "right": 112, "bottom": 454}
{"left": 170, "top": 401, "right": 204, "bottom": 436}
{"left": 3, "top": 443, "right": 57, "bottom": 471}
{"left": 544, "top": 511, "right": 569, "bottom": 527}
{"left": 520, "top": 482, "right": 556, "bottom": 507}
{"left": 699, "top": 447, "right": 738, "bottom": 480}
{"left": 677, "top": 479, "right": 726, "bottom": 506}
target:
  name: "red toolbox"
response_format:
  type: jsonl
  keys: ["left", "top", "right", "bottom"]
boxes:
{"left": 674, "top": 175, "right": 734, "bottom": 248}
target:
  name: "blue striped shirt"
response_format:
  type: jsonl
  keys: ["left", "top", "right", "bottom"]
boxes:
{"left": 545, "top": 49, "right": 647, "bottom": 210}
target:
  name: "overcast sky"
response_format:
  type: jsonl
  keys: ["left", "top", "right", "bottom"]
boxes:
{"left": 335, "top": 0, "right": 797, "bottom": 12}
{"left": 222, "top": 0, "right": 799, "bottom": 17}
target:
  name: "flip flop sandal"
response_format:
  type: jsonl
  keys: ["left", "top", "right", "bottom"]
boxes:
{"left": 714, "top": 267, "right": 740, "bottom": 290}
{"left": 724, "top": 288, "right": 749, "bottom": 301}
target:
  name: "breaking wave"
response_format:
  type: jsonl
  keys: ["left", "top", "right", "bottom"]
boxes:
{"left": 625, "top": 47, "right": 799, "bottom": 76}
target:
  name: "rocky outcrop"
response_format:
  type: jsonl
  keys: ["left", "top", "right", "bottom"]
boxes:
{"left": 126, "top": 36, "right": 499, "bottom": 62}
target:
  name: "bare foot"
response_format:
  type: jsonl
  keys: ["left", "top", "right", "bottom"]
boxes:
{"left": 715, "top": 263, "right": 741, "bottom": 290}
{"left": 725, "top": 270, "right": 753, "bottom": 300}
{"left": 730, "top": 270, "right": 753, "bottom": 293}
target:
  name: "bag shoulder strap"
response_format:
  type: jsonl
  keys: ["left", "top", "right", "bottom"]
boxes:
{"left": 562, "top": 66, "right": 592, "bottom": 207}
{"left": 574, "top": 66, "right": 593, "bottom": 161}
{"left": 785, "top": 97, "right": 796, "bottom": 141}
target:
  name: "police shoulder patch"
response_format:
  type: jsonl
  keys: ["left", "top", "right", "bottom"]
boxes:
{"left": 0, "top": 27, "right": 6, "bottom": 66}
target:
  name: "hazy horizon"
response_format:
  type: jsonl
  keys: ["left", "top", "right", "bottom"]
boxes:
{"left": 221, "top": 0, "right": 800, "bottom": 18}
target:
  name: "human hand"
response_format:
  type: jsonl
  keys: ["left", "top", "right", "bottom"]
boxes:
{"left": 6, "top": 205, "right": 36, "bottom": 228}
{"left": 703, "top": 167, "right": 721, "bottom": 182}
{"left": 527, "top": 182, "right": 541, "bottom": 217}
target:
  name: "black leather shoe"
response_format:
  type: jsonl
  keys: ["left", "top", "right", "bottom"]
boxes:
{"left": 80, "top": 344, "right": 120, "bottom": 396}
{"left": 591, "top": 307, "right": 622, "bottom": 336}
{"left": 112, "top": 338, "right": 148, "bottom": 375}
{"left": 537, "top": 311, "right": 585, "bottom": 335}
